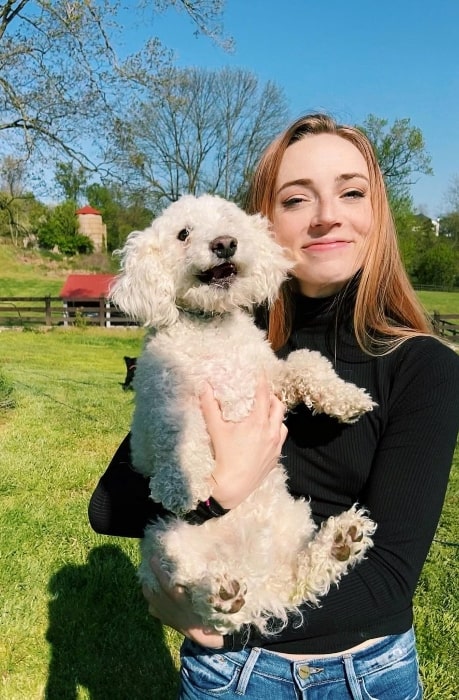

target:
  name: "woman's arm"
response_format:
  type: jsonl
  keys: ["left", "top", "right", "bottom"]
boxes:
{"left": 88, "top": 433, "right": 168, "bottom": 537}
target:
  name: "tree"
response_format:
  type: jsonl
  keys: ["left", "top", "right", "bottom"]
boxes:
{"left": 37, "top": 200, "right": 93, "bottom": 255}
{"left": 437, "top": 212, "right": 459, "bottom": 246}
{"left": 0, "top": 155, "right": 46, "bottom": 245}
{"left": 0, "top": 1, "right": 228, "bottom": 176}
{"left": 86, "top": 183, "right": 153, "bottom": 251}
{"left": 359, "top": 115, "right": 433, "bottom": 200}
{"left": 108, "top": 67, "right": 289, "bottom": 207}
{"left": 415, "top": 241, "right": 458, "bottom": 289}
{"left": 55, "top": 162, "right": 89, "bottom": 205}
{"left": 444, "top": 175, "right": 459, "bottom": 212}
{"left": 390, "top": 196, "right": 424, "bottom": 276}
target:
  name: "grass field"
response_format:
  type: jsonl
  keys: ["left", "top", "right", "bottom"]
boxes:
{"left": 0, "top": 326, "right": 458, "bottom": 699}
{"left": 0, "top": 243, "right": 114, "bottom": 298}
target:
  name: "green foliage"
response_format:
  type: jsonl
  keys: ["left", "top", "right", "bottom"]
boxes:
{"left": 389, "top": 197, "right": 458, "bottom": 288}
{"left": 391, "top": 196, "right": 423, "bottom": 275}
{"left": 0, "top": 188, "right": 48, "bottom": 246}
{"left": 438, "top": 212, "right": 459, "bottom": 245}
{"left": 37, "top": 200, "right": 94, "bottom": 255}
{"left": 86, "top": 183, "right": 153, "bottom": 250}
{"left": 416, "top": 241, "right": 458, "bottom": 288}
{"left": 360, "top": 115, "right": 433, "bottom": 200}
{"left": 55, "top": 162, "right": 89, "bottom": 204}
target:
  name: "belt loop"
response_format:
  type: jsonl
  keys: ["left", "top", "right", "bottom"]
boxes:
{"left": 235, "top": 647, "right": 261, "bottom": 695}
{"left": 342, "top": 654, "right": 362, "bottom": 699}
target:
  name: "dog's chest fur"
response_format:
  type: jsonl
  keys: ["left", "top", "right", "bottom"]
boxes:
{"left": 131, "top": 308, "right": 279, "bottom": 510}
{"left": 140, "top": 309, "right": 276, "bottom": 421}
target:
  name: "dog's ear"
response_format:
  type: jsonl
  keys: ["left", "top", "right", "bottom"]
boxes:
{"left": 110, "top": 230, "right": 179, "bottom": 328}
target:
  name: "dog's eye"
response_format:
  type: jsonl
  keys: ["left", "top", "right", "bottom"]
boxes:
{"left": 177, "top": 228, "right": 190, "bottom": 242}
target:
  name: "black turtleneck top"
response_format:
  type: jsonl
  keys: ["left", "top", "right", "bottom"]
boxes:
{"left": 88, "top": 292, "right": 459, "bottom": 654}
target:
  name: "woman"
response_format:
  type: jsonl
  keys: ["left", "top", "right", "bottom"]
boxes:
{"left": 89, "top": 114, "right": 459, "bottom": 698}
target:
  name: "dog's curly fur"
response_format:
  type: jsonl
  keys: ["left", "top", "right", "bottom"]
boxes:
{"left": 110, "top": 194, "right": 377, "bottom": 635}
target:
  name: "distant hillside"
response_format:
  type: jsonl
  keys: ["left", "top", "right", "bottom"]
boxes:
{"left": 0, "top": 243, "right": 115, "bottom": 297}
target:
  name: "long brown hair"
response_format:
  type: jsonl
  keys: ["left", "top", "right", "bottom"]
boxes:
{"left": 247, "top": 113, "right": 432, "bottom": 352}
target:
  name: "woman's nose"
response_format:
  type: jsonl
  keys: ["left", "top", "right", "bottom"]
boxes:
{"left": 310, "top": 198, "right": 340, "bottom": 228}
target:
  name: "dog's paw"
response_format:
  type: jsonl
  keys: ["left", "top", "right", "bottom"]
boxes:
{"left": 209, "top": 576, "right": 247, "bottom": 614}
{"left": 330, "top": 512, "right": 375, "bottom": 562}
{"left": 322, "top": 384, "right": 376, "bottom": 424}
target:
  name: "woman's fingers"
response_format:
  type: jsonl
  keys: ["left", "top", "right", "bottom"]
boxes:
{"left": 200, "top": 376, "right": 283, "bottom": 430}
{"left": 199, "top": 382, "right": 224, "bottom": 432}
{"left": 142, "top": 559, "right": 225, "bottom": 648}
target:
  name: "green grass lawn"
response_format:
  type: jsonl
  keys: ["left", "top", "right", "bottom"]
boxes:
{"left": 0, "top": 243, "right": 115, "bottom": 298}
{"left": 417, "top": 289, "right": 459, "bottom": 316}
{"left": 0, "top": 328, "right": 182, "bottom": 699}
{"left": 0, "top": 326, "right": 458, "bottom": 699}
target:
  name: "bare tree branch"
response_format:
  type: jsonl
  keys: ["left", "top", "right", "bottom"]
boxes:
{"left": 0, "top": 0, "right": 228, "bottom": 185}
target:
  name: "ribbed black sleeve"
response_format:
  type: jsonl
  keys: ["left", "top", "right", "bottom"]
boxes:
{"left": 88, "top": 433, "right": 167, "bottom": 538}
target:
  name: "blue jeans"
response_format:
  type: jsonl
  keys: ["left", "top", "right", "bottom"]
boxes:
{"left": 178, "top": 628, "right": 423, "bottom": 699}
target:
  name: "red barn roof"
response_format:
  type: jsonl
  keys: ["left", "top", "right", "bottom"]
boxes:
{"left": 59, "top": 274, "right": 116, "bottom": 299}
{"left": 75, "top": 205, "right": 102, "bottom": 216}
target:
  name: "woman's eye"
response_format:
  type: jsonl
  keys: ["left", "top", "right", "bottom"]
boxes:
{"left": 177, "top": 228, "right": 190, "bottom": 241}
{"left": 343, "top": 190, "right": 365, "bottom": 199}
{"left": 282, "top": 197, "right": 306, "bottom": 208}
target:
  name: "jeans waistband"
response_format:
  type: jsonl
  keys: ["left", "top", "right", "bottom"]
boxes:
{"left": 197, "top": 627, "right": 416, "bottom": 684}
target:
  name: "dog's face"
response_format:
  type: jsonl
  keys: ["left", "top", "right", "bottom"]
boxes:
{"left": 110, "top": 194, "right": 291, "bottom": 327}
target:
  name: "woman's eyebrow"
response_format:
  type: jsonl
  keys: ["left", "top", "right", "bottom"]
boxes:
{"left": 276, "top": 173, "right": 369, "bottom": 196}
{"left": 337, "top": 173, "right": 370, "bottom": 183}
{"left": 275, "top": 178, "right": 313, "bottom": 195}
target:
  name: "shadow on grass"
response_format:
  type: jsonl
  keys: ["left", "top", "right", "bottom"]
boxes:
{"left": 45, "top": 544, "right": 180, "bottom": 699}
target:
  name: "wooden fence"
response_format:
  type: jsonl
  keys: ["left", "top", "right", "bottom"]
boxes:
{"left": 0, "top": 296, "right": 137, "bottom": 328}
{"left": 0, "top": 296, "right": 458, "bottom": 339}
{"left": 432, "top": 312, "right": 459, "bottom": 340}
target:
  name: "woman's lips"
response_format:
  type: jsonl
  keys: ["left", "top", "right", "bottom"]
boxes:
{"left": 303, "top": 240, "right": 350, "bottom": 252}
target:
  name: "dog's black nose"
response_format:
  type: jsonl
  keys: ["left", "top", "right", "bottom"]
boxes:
{"left": 210, "top": 236, "right": 237, "bottom": 259}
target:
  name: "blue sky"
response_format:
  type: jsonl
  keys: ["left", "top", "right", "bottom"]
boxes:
{"left": 122, "top": 0, "right": 459, "bottom": 216}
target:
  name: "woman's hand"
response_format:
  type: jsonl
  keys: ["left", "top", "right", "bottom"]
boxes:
{"left": 200, "top": 376, "right": 288, "bottom": 510}
{"left": 142, "top": 557, "right": 224, "bottom": 648}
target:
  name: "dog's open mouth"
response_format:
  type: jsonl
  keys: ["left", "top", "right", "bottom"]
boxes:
{"left": 196, "top": 262, "right": 237, "bottom": 287}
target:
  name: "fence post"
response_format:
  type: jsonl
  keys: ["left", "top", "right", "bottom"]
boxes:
{"left": 99, "top": 296, "right": 105, "bottom": 327}
{"left": 63, "top": 300, "right": 69, "bottom": 326}
{"left": 432, "top": 310, "right": 440, "bottom": 335}
{"left": 45, "top": 296, "right": 51, "bottom": 326}
{"left": 105, "top": 299, "right": 111, "bottom": 328}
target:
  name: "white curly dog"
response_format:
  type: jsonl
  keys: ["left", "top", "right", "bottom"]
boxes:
{"left": 110, "top": 194, "right": 376, "bottom": 636}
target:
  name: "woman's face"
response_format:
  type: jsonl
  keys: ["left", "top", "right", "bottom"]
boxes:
{"left": 272, "top": 133, "right": 373, "bottom": 297}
